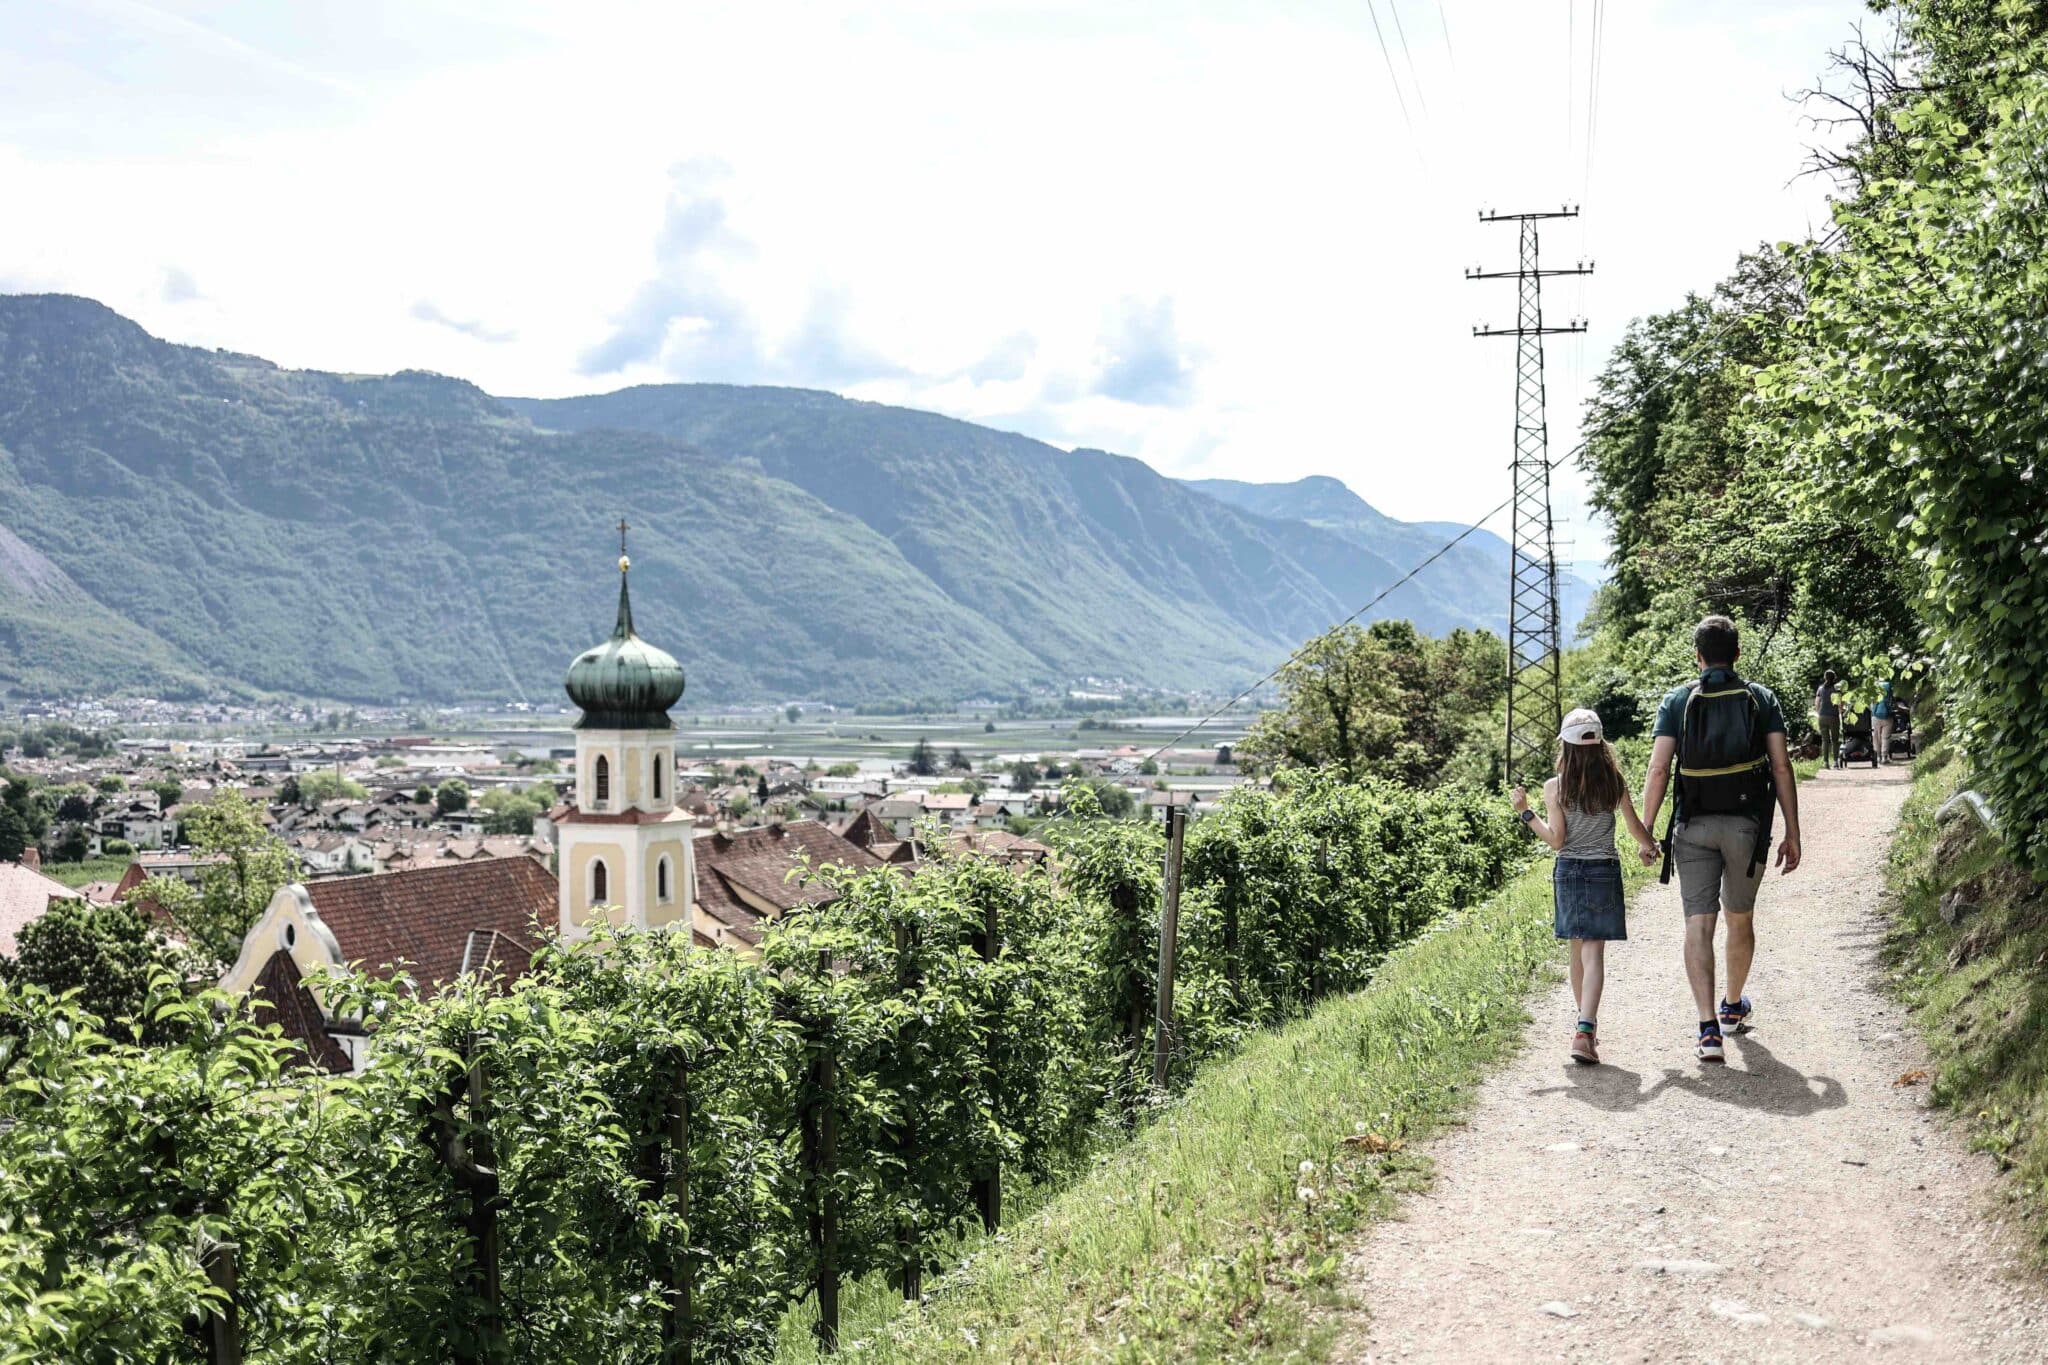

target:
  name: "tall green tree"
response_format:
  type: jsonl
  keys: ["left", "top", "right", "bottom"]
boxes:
{"left": 3, "top": 900, "right": 179, "bottom": 1034}
{"left": 296, "top": 771, "right": 367, "bottom": 807}
{"left": 1579, "top": 246, "right": 1918, "bottom": 723}
{"left": 1759, "top": 0, "right": 2048, "bottom": 874}
{"left": 0, "top": 802, "right": 27, "bottom": 863}
{"left": 1239, "top": 621, "right": 1505, "bottom": 787}
{"left": 131, "top": 791, "right": 297, "bottom": 965}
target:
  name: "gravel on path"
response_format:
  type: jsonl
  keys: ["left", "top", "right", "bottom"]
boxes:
{"left": 1339, "top": 763, "right": 2047, "bottom": 1363}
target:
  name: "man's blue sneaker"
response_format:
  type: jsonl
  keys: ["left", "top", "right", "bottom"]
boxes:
{"left": 1718, "top": 996, "right": 1754, "bottom": 1033}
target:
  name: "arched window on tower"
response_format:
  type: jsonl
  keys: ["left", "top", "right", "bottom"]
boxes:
{"left": 653, "top": 753, "right": 665, "bottom": 801}
{"left": 594, "top": 754, "right": 610, "bottom": 807}
{"left": 657, "top": 854, "right": 672, "bottom": 903}
{"left": 592, "top": 858, "right": 609, "bottom": 905}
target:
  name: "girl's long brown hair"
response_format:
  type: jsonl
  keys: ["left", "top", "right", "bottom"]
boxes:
{"left": 1556, "top": 738, "right": 1627, "bottom": 814}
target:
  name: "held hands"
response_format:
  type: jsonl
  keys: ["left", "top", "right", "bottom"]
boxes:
{"left": 1635, "top": 837, "right": 1659, "bottom": 867}
{"left": 1776, "top": 834, "right": 1802, "bottom": 875}
{"left": 1510, "top": 785, "right": 1530, "bottom": 814}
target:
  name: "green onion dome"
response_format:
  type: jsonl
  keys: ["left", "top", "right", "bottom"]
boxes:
{"left": 564, "top": 556, "right": 685, "bottom": 730}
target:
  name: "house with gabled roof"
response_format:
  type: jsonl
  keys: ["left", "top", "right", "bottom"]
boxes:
{"left": 691, "top": 820, "right": 885, "bottom": 951}
{"left": 222, "top": 855, "right": 557, "bottom": 1074}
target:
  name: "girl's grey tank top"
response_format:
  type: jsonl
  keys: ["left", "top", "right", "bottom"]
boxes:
{"left": 1557, "top": 801, "right": 1618, "bottom": 860}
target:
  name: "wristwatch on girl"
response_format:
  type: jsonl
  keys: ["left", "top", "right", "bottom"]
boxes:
{"left": 1519, "top": 809, "right": 1538, "bottom": 825}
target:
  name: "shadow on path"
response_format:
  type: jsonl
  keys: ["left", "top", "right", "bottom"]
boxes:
{"left": 1531, "top": 1033, "right": 1847, "bottom": 1116}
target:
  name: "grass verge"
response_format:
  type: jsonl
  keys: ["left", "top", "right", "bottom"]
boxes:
{"left": 1883, "top": 743, "right": 2048, "bottom": 1251}
{"left": 38, "top": 854, "right": 130, "bottom": 889}
{"left": 788, "top": 848, "right": 1650, "bottom": 1363}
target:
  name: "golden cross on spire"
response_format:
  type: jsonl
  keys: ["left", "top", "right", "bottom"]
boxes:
{"left": 617, "top": 518, "right": 631, "bottom": 573}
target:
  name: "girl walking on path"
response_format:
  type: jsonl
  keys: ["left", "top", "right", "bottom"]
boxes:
{"left": 1513, "top": 708, "right": 1661, "bottom": 1065}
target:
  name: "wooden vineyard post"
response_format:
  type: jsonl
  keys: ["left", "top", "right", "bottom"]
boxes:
{"left": 1113, "top": 881, "right": 1146, "bottom": 1056}
{"left": 801, "top": 952, "right": 841, "bottom": 1352}
{"left": 1153, "top": 802, "right": 1187, "bottom": 1092}
{"left": 193, "top": 1233, "right": 242, "bottom": 1365}
{"left": 971, "top": 896, "right": 1001, "bottom": 1233}
{"left": 661, "top": 1051, "right": 694, "bottom": 1365}
{"left": 894, "top": 922, "right": 923, "bottom": 1302}
{"left": 1224, "top": 892, "right": 1242, "bottom": 1013}
{"left": 438, "top": 1040, "right": 505, "bottom": 1365}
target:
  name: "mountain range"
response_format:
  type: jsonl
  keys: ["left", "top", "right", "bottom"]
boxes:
{"left": 0, "top": 295, "right": 1592, "bottom": 706}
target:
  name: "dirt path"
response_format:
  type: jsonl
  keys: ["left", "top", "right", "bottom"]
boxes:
{"left": 1341, "top": 764, "right": 2047, "bottom": 1362}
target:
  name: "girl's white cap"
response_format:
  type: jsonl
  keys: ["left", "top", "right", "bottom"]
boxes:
{"left": 1558, "top": 708, "right": 1605, "bottom": 745}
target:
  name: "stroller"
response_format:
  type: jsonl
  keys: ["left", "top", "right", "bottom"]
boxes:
{"left": 1840, "top": 713, "right": 1881, "bottom": 768}
{"left": 1887, "top": 701, "right": 1917, "bottom": 761}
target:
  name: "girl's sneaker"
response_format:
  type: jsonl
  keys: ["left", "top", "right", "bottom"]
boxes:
{"left": 1718, "top": 996, "right": 1754, "bottom": 1033}
{"left": 1696, "top": 1026, "right": 1725, "bottom": 1064}
{"left": 1571, "top": 1027, "right": 1599, "bottom": 1066}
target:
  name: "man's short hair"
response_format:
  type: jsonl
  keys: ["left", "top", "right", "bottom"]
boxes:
{"left": 1694, "top": 615, "right": 1739, "bottom": 666}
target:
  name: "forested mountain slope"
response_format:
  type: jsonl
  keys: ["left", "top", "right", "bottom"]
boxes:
{"left": 0, "top": 295, "right": 1512, "bottom": 704}
{"left": 507, "top": 387, "right": 1512, "bottom": 674}
{"left": 1185, "top": 475, "right": 1599, "bottom": 636}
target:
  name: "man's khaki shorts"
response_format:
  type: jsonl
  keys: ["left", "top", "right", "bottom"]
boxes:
{"left": 1673, "top": 814, "right": 1766, "bottom": 917}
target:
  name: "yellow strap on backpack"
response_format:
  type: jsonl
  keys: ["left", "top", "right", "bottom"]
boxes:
{"left": 1677, "top": 757, "right": 1770, "bottom": 778}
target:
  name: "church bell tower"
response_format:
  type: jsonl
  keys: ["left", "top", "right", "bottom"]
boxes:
{"left": 555, "top": 523, "right": 695, "bottom": 939}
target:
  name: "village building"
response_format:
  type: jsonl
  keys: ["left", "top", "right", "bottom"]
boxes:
{"left": 223, "top": 856, "right": 557, "bottom": 1074}
{"left": 691, "top": 820, "right": 884, "bottom": 950}
{"left": 551, "top": 544, "right": 696, "bottom": 940}
{"left": 0, "top": 851, "right": 80, "bottom": 957}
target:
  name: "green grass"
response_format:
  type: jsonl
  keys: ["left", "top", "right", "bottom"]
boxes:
{"left": 771, "top": 846, "right": 1651, "bottom": 1362}
{"left": 1883, "top": 744, "right": 2048, "bottom": 1251}
{"left": 39, "top": 855, "right": 131, "bottom": 889}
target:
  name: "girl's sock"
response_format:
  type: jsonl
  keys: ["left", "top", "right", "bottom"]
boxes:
{"left": 1576, "top": 1017, "right": 1596, "bottom": 1034}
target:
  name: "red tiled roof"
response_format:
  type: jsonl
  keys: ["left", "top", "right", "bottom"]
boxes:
{"left": 839, "top": 807, "right": 895, "bottom": 851}
{"left": 694, "top": 821, "right": 883, "bottom": 945}
{"left": 948, "top": 829, "right": 1053, "bottom": 863}
{"left": 305, "top": 857, "right": 554, "bottom": 988}
{"left": 0, "top": 861, "right": 80, "bottom": 957}
{"left": 249, "top": 948, "right": 351, "bottom": 1074}
{"left": 549, "top": 802, "right": 688, "bottom": 826}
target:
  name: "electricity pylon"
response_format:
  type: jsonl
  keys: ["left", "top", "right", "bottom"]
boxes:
{"left": 1468, "top": 208, "right": 1591, "bottom": 782}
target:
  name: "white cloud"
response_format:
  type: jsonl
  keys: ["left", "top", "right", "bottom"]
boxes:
{"left": 411, "top": 299, "right": 515, "bottom": 344}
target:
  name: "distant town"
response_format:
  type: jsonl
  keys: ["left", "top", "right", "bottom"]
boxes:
{"left": 3, "top": 687, "right": 1252, "bottom": 899}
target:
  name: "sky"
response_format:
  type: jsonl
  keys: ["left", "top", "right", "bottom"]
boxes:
{"left": 0, "top": 0, "right": 1870, "bottom": 567}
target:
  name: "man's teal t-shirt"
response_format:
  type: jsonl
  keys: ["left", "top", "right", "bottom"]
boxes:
{"left": 1652, "top": 667, "right": 1788, "bottom": 740}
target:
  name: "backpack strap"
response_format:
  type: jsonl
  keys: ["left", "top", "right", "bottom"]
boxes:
{"left": 1659, "top": 682, "right": 1702, "bottom": 885}
{"left": 1745, "top": 679, "right": 1775, "bottom": 875}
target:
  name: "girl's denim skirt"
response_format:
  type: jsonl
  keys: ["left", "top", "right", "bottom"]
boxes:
{"left": 1553, "top": 856, "right": 1626, "bottom": 941}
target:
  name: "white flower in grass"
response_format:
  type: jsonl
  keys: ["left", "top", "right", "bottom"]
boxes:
{"left": 1297, "top": 1184, "right": 1318, "bottom": 1203}
{"left": 1298, "top": 1159, "right": 1317, "bottom": 1176}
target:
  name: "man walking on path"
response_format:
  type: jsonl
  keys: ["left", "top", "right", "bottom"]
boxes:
{"left": 1814, "top": 669, "right": 1842, "bottom": 769}
{"left": 1642, "top": 615, "right": 1802, "bottom": 1063}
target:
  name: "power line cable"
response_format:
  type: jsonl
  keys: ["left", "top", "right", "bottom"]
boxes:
{"left": 1434, "top": 0, "right": 1455, "bottom": 67}
{"left": 1364, "top": 0, "right": 1417, "bottom": 137}
{"left": 1567, "top": 0, "right": 1576, "bottom": 166}
{"left": 1138, "top": 493, "right": 1514, "bottom": 764}
{"left": 1583, "top": 0, "right": 1605, "bottom": 200}
{"left": 1388, "top": 0, "right": 1430, "bottom": 117}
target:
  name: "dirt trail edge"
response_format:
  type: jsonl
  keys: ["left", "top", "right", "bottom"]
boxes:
{"left": 1339, "top": 764, "right": 2046, "bottom": 1362}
